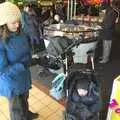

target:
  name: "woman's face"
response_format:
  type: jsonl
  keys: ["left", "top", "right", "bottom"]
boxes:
{"left": 7, "top": 21, "right": 20, "bottom": 32}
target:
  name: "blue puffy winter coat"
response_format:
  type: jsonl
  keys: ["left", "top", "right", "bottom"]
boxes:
{"left": 0, "top": 32, "right": 32, "bottom": 98}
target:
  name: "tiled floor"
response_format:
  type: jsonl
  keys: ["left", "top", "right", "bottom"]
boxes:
{"left": 0, "top": 85, "right": 65, "bottom": 120}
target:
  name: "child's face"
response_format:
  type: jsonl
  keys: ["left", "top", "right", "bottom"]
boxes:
{"left": 77, "top": 88, "right": 88, "bottom": 96}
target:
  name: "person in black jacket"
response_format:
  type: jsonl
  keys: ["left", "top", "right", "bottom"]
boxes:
{"left": 99, "top": 0, "right": 120, "bottom": 63}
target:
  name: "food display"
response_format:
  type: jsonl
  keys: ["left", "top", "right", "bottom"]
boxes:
{"left": 61, "top": 25, "right": 93, "bottom": 33}
{"left": 44, "top": 23, "right": 101, "bottom": 64}
{"left": 39, "top": 1, "right": 53, "bottom": 6}
{"left": 74, "top": 16, "right": 103, "bottom": 23}
{"left": 44, "top": 23, "right": 102, "bottom": 40}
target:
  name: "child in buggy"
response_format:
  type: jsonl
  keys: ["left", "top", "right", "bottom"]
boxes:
{"left": 63, "top": 70, "right": 102, "bottom": 120}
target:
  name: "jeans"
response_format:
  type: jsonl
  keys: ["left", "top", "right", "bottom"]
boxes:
{"left": 102, "top": 40, "right": 112, "bottom": 61}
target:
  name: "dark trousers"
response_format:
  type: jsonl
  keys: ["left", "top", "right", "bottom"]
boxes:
{"left": 8, "top": 92, "right": 29, "bottom": 120}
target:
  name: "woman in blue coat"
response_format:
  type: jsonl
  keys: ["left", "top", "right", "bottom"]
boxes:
{"left": 0, "top": 2, "right": 38, "bottom": 120}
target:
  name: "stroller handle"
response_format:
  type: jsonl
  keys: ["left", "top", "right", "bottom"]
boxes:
{"left": 63, "top": 38, "right": 84, "bottom": 55}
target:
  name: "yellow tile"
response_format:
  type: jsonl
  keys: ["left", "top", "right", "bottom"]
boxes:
{"left": 7, "top": 116, "right": 10, "bottom": 120}
{"left": 40, "top": 96, "right": 55, "bottom": 106}
{"left": 38, "top": 106, "right": 53, "bottom": 119}
{"left": 31, "top": 84, "right": 35, "bottom": 88}
{"left": 0, "top": 97, "right": 8, "bottom": 105}
{"left": 30, "top": 87, "right": 41, "bottom": 95}
{"left": 0, "top": 85, "right": 65, "bottom": 120}
{"left": 29, "top": 92, "right": 35, "bottom": 98}
{"left": 46, "top": 114, "right": 62, "bottom": 120}
{"left": 56, "top": 110, "right": 64, "bottom": 118}
{"left": 0, "top": 113, "right": 7, "bottom": 120}
{"left": 33, "top": 92, "right": 46, "bottom": 100}
{"left": 59, "top": 106, "right": 65, "bottom": 111}
{"left": 29, "top": 106, "right": 35, "bottom": 112}
{"left": 0, "top": 106, "right": 9, "bottom": 116}
{"left": 1, "top": 109, "right": 10, "bottom": 118}
{"left": 28, "top": 96, "right": 38, "bottom": 106}
{"left": 30, "top": 101, "right": 45, "bottom": 112}
{"left": 48, "top": 102, "right": 63, "bottom": 112}
{"left": 0, "top": 102, "right": 9, "bottom": 109}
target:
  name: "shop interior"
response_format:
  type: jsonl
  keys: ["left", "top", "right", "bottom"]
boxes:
{"left": 0, "top": 0, "right": 120, "bottom": 120}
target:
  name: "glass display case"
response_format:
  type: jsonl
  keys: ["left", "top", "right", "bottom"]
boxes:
{"left": 44, "top": 23, "right": 102, "bottom": 63}
{"left": 44, "top": 23, "right": 101, "bottom": 40}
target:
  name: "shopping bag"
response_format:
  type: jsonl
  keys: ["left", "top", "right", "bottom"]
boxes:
{"left": 107, "top": 75, "right": 120, "bottom": 120}
{"left": 49, "top": 73, "right": 65, "bottom": 100}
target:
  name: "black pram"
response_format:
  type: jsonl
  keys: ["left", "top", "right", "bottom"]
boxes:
{"left": 63, "top": 70, "right": 101, "bottom": 120}
{"left": 46, "top": 36, "right": 72, "bottom": 57}
{"left": 43, "top": 36, "right": 74, "bottom": 70}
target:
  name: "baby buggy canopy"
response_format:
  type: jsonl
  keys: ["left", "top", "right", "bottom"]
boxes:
{"left": 45, "top": 36, "right": 73, "bottom": 58}
{"left": 63, "top": 70, "right": 102, "bottom": 120}
{"left": 43, "top": 35, "right": 74, "bottom": 71}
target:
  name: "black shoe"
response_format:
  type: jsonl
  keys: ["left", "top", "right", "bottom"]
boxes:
{"left": 98, "top": 56, "right": 103, "bottom": 61}
{"left": 28, "top": 111, "right": 39, "bottom": 119}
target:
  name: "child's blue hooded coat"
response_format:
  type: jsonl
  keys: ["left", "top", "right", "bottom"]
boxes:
{"left": 0, "top": 32, "right": 32, "bottom": 98}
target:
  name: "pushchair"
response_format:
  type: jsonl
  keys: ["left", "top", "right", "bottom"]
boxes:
{"left": 44, "top": 36, "right": 84, "bottom": 100}
{"left": 44, "top": 35, "right": 99, "bottom": 102}
{"left": 35, "top": 36, "right": 73, "bottom": 73}
{"left": 56, "top": 37, "right": 101, "bottom": 120}
{"left": 62, "top": 49, "right": 102, "bottom": 120}
{"left": 63, "top": 70, "right": 101, "bottom": 120}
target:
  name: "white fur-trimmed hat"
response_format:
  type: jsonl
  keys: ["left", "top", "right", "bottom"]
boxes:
{"left": 0, "top": 2, "right": 21, "bottom": 26}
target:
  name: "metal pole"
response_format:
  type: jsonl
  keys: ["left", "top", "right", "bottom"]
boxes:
{"left": 70, "top": 0, "right": 73, "bottom": 20}
{"left": 73, "top": 0, "right": 76, "bottom": 19}
{"left": 67, "top": 0, "right": 70, "bottom": 20}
